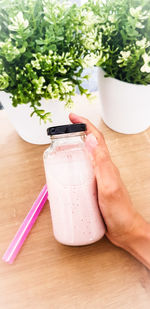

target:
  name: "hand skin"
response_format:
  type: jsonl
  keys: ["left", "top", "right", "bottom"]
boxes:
{"left": 69, "top": 113, "right": 150, "bottom": 270}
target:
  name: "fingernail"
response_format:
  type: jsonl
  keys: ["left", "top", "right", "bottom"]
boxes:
{"left": 85, "top": 133, "right": 98, "bottom": 153}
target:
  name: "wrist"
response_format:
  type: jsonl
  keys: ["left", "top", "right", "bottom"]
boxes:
{"left": 122, "top": 215, "right": 150, "bottom": 269}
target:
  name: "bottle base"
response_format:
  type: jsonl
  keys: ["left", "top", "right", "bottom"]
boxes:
{"left": 54, "top": 232, "right": 105, "bottom": 247}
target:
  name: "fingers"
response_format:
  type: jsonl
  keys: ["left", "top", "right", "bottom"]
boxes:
{"left": 69, "top": 113, "right": 107, "bottom": 150}
{"left": 91, "top": 137, "right": 120, "bottom": 199}
{"left": 69, "top": 112, "right": 101, "bottom": 137}
{"left": 69, "top": 113, "right": 122, "bottom": 204}
{"left": 82, "top": 127, "right": 120, "bottom": 199}
{"left": 95, "top": 158, "right": 121, "bottom": 198}
{"left": 69, "top": 113, "right": 120, "bottom": 191}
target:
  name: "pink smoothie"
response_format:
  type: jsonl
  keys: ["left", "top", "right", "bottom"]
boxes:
{"left": 44, "top": 143, "right": 105, "bottom": 246}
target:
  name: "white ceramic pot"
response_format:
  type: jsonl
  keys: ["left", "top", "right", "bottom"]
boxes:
{"left": 0, "top": 91, "right": 72, "bottom": 144}
{"left": 98, "top": 68, "right": 150, "bottom": 134}
{"left": 0, "top": 91, "right": 102, "bottom": 144}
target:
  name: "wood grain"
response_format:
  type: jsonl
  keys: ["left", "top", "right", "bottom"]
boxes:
{"left": 0, "top": 104, "right": 150, "bottom": 309}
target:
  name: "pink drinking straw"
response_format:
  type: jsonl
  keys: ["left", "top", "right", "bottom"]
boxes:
{"left": 2, "top": 184, "right": 48, "bottom": 264}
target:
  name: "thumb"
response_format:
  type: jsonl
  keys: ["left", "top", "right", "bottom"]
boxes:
{"left": 85, "top": 133, "right": 98, "bottom": 155}
{"left": 85, "top": 133, "right": 113, "bottom": 185}
{"left": 85, "top": 133, "right": 111, "bottom": 165}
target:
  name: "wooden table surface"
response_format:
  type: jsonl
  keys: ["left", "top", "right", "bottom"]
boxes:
{"left": 0, "top": 106, "right": 150, "bottom": 309}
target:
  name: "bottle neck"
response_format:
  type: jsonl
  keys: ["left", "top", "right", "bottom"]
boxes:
{"left": 50, "top": 132, "right": 86, "bottom": 146}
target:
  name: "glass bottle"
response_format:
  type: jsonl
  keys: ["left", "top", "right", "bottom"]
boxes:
{"left": 43, "top": 123, "right": 105, "bottom": 246}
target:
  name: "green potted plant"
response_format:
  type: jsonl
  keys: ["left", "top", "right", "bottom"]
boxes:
{"left": 87, "top": 0, "right": 150, "bottom": 134}
{"left": 0, "top": 0, "right": 101, "bottom": 144}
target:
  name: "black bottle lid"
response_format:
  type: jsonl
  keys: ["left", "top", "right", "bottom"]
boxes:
{"left": 47, "top": 123, "right": 86, "bottom": 136}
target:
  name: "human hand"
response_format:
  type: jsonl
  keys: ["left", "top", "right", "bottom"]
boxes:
{"left": 69, "top": 113, "right": 145, "bottom": 250}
